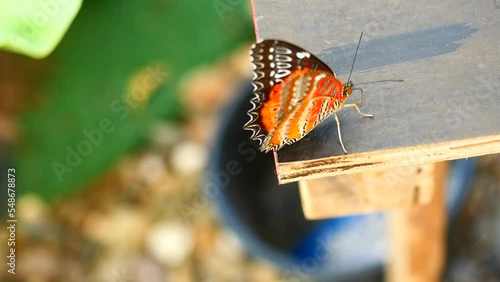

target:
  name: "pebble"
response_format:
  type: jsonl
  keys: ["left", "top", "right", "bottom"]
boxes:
{"left": 136, "top": 256, "right": 168, "bottom": 282}
{"left": 18, "top": 194, "right": 49, "bottom": 223}
{"left": 227, "top": 43, "right": 253, "bottom": 78}
{"left": 194, "top": 223, "right": 216, "bottom": 256}
{"left": 137, "top": 153, "right": 167, "bottom": 186}
{"left": 201, "top": 253, "right": 245, "bottom": 281}
{"left": 149, "top": 122, "right": 182, "bottom": 149}
{"left": 247, "top": 260, "right": 281, "bottom": 282}
{"left": 146, "top": 220, "right": 194, "bottom": 267}
{"left": 17, "top": 247, "right": 59, "bottom": 281}
{"left": 168, "top": 262, "right": 193, "bottom": 282}
{"left": 94, "top": 254, "right": 136, "bottom": 282}
{"left": 170, "top": 141, "right": 207, "bottom": 176}
{"left": 184, "top": 114, "right": 218, "bottom": 144}
{"left": 117, "top": 157, "right": 140, "bottom": 187}
{"left": 83, "top": 207, "right": 149, "bottom": 253}
{"left": 179, "top": 65, "right": 233, "bottom": 114}
{"left": 214, "top": 229, "right": 244, "bottom": 263}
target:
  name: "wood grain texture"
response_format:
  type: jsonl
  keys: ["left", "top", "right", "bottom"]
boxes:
{"left": 277, "top": 134, "right": 499, "bottom": 183}
{"left": 251, "top": 0, "right": 500, "bottom": 181}
{"left": 299, "top": 164, "right": 435, "bottom": 219}
{"left": 386, "top": 162, "right": 447, "bottom": 282}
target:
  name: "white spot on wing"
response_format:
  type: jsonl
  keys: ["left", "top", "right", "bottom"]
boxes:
{"left": 297, "top": 51, "right": 311, "bottom": 59}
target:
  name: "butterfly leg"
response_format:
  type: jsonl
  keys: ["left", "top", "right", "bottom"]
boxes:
{"left": 352, "top": 88, "right": 365, "bottom": 107}
{"left": 333, "top": 112, "right": 348, "bottom": 154}
{"left": 343, "top": 103, "right": 374, "bottom": 118}
{"left": 347, "top": 88, "right": 374, "bottom": 117}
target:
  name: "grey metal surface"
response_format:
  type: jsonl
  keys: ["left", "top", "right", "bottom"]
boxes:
{"left": 253, "top": 0, "right": 500, "bottom": 161}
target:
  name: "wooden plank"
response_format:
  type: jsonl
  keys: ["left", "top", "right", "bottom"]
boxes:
{"left": 277, "top": 134, "right": 499, "bottom": 183}
{"left": 251, "top": 0, "right": 500, "bottom": 181}
{"left": 386, "top": 162, "right": 447, "bottom": 282}
{"left": 299, "top": 163, "right": 435, "bottom": 219}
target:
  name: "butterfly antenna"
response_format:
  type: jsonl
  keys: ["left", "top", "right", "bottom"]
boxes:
{"left": 347, "top": 32, "right": 363, "bottom": 83}
{"left": 356, "top": 79, "right": 404, "bottom": 85}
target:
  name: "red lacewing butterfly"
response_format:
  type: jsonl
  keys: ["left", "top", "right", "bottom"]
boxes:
{"left": 244, "top": 32, "right": 373, "bottom": 154}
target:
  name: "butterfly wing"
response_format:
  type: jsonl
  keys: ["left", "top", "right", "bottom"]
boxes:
{"left": 261, "top": 70, "right": 345, "bottom": 152}
{"left": 244, "top": 39, "right": 336, "bottom": 149}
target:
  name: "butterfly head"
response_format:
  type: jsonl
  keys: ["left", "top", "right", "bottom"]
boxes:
{"left": 343, "top": 81, "right": 354, "bottom": 100}
{"left": 344, "top": 32, "right": 363, "bottom": 101}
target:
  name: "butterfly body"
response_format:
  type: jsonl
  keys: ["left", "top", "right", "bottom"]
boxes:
{"left": 245, "top": 39, "right": 362, "bottom": 153}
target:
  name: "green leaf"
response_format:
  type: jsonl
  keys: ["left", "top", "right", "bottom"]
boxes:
{"left": 0, "top": 0, "right": 82, "bottom": 58}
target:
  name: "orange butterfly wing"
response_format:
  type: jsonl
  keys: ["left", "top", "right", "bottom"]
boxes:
{"left": 244, "top": 40, "right": 346, "bottom": 152}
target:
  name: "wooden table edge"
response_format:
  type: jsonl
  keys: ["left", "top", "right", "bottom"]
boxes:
{"left": 276, "top": 134, "right": 500, "bottom": 184}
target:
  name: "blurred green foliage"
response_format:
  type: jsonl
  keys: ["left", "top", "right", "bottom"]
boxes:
{"left": 18, "top": 0, "right": 253, "bottom": 201}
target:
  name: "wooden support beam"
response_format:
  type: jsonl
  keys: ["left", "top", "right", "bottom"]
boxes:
{"left": 299, "top": 163, "right": 435, "bottom": 219}
{"left": 386, "top": 162, "right": 447, "bottom": 282}
{"left": 298, "top": 162, "right": 447, "bottom": 282}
